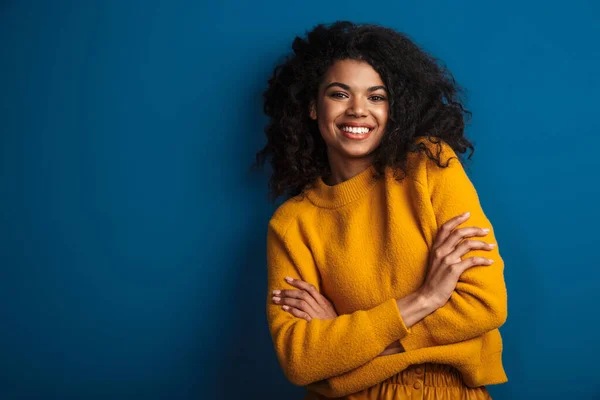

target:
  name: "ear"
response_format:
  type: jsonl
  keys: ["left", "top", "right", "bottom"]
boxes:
{"left": 309, "top": 100, "right": 317, "bottom": 120}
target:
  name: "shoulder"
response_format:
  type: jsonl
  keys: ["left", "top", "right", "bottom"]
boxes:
{"left": 407, "top": 136, "right": 463, "bottom": 179}
{"left": 400, "top": 136, "right": 451, "bottom": 184}
{"left": 267, "top": 193, "right": 313, "bottom": 239}
{"left": 409, "top": 136, "right": 461, "bottom": 167}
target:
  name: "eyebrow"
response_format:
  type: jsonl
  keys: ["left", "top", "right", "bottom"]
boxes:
{"left": 324, "top": 82, "right": 388, "bottom": 93}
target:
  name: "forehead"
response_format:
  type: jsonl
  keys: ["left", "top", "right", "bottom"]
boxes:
{"left": 321, "top": 59, "right": 384, "bottom": 88}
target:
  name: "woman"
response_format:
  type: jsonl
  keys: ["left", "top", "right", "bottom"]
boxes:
{"left": 255, "top": 21, "right": 507, "bottom": 399}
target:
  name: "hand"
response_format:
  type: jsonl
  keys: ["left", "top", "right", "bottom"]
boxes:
{"left": 271, "top": 277, "right": 338, "bottom": 322}
{"left": 420, "top": 211, "right": 496, "bottom": 309}
{"left": 377, "top": 340, "right": 404, "bottom": 357}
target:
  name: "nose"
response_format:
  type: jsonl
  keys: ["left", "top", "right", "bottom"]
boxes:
{"left": 346, "top": 96, "right": 368, "bottom": 117}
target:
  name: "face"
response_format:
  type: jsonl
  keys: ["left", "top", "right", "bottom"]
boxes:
{"left": 310, "top": 59, "right": 389, "bottom": 165}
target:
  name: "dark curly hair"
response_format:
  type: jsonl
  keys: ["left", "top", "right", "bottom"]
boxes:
{"left": 254, "top": 20, "right": 475, "bottom": 203}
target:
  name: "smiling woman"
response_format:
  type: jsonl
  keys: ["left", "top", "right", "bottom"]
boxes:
{"left": 254, "top": 21, "right": 507, "bottom": 400}
{"left": 308, "top": 60, "right": 389, "bottom": 184}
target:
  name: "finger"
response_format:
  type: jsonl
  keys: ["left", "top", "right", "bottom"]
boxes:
{"left": 276, "top": 291, "right": 319, "bottom": 316}
{"left": 284, "top": 277, "right": 328, "bottom": 308}
{"left": 282, "top": 305, "right": 312, "bottom": 322}
{"left": 451, "top": 256, "right": 494, "bottom": 276}
{"left": 434, "top": 226, "right": 490, "bottom": 260}
{"left": 446, "top": 239, "right": 496, "bottom": 261}
{"left": 433, "top": 212, "right": 471, "bottom": 249}
{"left": 445, "top": 226, "right": 491, "bottom": 250}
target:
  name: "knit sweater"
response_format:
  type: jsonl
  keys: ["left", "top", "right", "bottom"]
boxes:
{"left": 265, "top": 137, "right": 508, "bottom": 398}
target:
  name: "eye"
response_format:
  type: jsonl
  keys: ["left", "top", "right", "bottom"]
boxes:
{"left": 370, "top": 95, "right": 386, "bottom": 102}
{"left": 329, "top": 92, "right": 348, "bottom": 99}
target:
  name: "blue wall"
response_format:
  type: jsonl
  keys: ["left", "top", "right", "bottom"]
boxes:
{"left": 2, "top": 1, "right": 599, "bottom": 399}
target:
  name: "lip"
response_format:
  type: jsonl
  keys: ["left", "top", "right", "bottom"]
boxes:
{"left": 337, "top": 122, "right": 375, "bottom": 129}
{"left": 338, "top": 125, "right": 374, "bottom": 141}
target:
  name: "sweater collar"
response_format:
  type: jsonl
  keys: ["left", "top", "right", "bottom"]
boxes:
{"left": 306, "top": 164, "right": 380, "bottom": 208}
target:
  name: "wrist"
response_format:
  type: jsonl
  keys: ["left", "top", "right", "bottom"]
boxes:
{"left": 396, "top": 290, "right": 437, "bottom": 329}
{"left": 415, "top": 287, "right": 441, "bottom": 312}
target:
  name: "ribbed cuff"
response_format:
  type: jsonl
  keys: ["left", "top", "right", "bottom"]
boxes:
{"left": 399, "top": 327, "right": 434, "bottom": 351}
{"left": 366, "top": 298, "right": 411, "bottom": 348}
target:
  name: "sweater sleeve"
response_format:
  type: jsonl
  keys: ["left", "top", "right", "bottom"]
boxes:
{"left": 266, "top": 218, "right": 411, "bottom": 386}
{"left": 400, "top": 140, "right": 508, "bottom": 351}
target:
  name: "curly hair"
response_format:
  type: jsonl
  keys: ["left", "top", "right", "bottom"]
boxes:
{"left": 254, "top": 20, "right": 475, "bottom": 203}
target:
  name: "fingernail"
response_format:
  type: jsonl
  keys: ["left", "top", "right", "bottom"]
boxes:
{"left": 463, "top": 212, "right": 470, "bottom": 217}
{"left": 272, "top": 296, "right": 280, "bottom": 302}
{"left": 489, "top": 243, "right": 496, "bottom": 248}
{"left": 272, "top": 290, "right": 280, "bottom": 295}
{"left": 284, "top": 277, "right": 293, "bottom": 282}
{"left": 482, "top": 228, "right": 490, "bottom": 233}
{"left": 282, "top": 305, "right": 289, "bottom": 310}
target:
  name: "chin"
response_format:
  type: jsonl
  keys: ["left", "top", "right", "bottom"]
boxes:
{"left": 338, "top": 145, "right": 377, "bottom": 159}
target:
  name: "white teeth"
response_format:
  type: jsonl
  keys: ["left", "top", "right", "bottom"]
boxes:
{"left": 340, "top": 126, "right": 371, "bottom": 134}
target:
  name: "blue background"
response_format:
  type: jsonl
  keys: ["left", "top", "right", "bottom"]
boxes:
{"left": 2, "top": 1, "right": 599, "bottom": 399}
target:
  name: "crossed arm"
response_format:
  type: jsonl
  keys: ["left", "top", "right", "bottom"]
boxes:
{"left": 267, "top": 216, "right": 506, "bottom": 387}
{"left": 271, "top": 209, "right": 506, "bottom": 360}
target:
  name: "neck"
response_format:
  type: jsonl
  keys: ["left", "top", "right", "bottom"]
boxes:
{"left": 324, "top": 151, "right": 374, "bottom": 186}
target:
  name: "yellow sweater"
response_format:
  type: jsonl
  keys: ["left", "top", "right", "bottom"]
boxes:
{"left": 265, "top": 137, "right": 508, "bottom": 398}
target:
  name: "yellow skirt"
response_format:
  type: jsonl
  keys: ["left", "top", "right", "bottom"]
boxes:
{"left": 305, "top": 363, "right": 492, "bottom": 400}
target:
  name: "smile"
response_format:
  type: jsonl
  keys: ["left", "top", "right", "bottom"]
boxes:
{"left": 337, "top": 125, "right": 374, "bottom": 140}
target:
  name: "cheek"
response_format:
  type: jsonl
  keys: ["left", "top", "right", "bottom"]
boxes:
{"left": 375, "top": 107, "right": 389, "bottom": 127}
{"left": 317, "top": 103, "right": 341, "bottom": 133}
{"left": 319, "top": 100, "right": 344, "bottom": 120}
